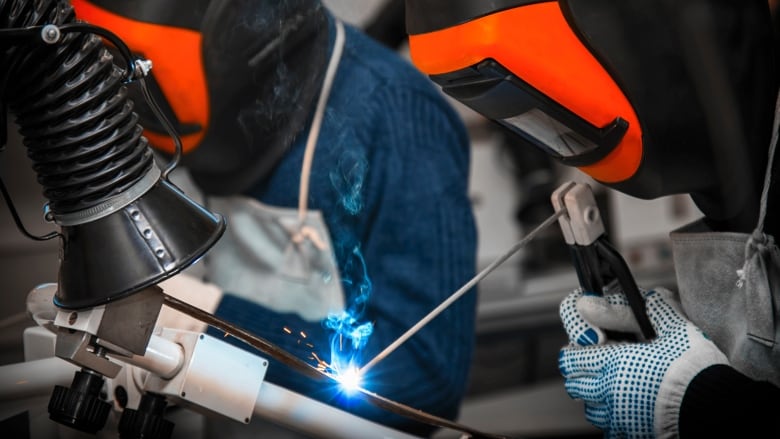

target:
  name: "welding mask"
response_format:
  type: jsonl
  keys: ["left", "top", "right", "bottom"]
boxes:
{"left": 407, "top": 0, "right": 778, "bottom": 232}
{"left": 72, "top": 0, "right": 330, "bottom": 195}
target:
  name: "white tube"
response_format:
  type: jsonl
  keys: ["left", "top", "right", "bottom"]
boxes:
{"left": 0, "top": 357, "right": 77, "bottom": 401}
{"left": 109, "top": 334, "right": 184, "bottom": 379}
{"left": 254, "top": 382, "right": 421, "bottom": 439}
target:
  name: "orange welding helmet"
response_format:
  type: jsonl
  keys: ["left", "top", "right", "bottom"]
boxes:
{"left": 407, "top": 0, "right": 778, "bottom": 232}
{"left": 71, "top": 0, "right": 210, "bottom": 155}
{"left": 72, "top": 0, "right": 330, "bottom": 195}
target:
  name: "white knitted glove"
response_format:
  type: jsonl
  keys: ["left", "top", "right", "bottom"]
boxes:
{"left": 558, "top": 287, "right": 728, "bottom": 438}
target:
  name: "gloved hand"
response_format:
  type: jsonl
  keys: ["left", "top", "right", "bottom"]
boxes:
{"left": 156, "top": 272, "right": 223, "bottom": 333}
{"left": 558, "top": 287, "right": 728, "bottom": 438}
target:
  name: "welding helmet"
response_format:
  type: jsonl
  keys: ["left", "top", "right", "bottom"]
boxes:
{"left": 72, "top": 0, "right": 330, "bottom": 194}
{"left": 407, "top": 0, "right": 777, "bottom": 232}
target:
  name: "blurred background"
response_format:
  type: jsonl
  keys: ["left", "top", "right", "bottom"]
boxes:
{"left": 0, "top": 1, "right": 705, "bottom": 437}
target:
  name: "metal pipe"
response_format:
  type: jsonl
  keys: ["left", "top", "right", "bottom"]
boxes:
{"left": 0, "top": 357, "right": 77, "bottom": 401}
{"left": 109, "top": 334, "right": 184, "bottom": 380}
{"left": 254, "top": 381, "right": 421, "bottom": 439}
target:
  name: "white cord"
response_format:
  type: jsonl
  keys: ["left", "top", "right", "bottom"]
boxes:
{"left": 297, "top": 20, "right": 346, "bottom": 224}
{"left": 755, "top": 90, "right": 780, "bottom": 233}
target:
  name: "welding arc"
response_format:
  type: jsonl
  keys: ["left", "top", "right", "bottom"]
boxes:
{"left": 161, "top": 294, "right": 509, "bottom": 439}
{"left": 359, "top": 209, "right": 567, "bottom": 375}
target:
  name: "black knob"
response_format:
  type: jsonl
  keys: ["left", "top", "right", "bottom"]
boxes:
{"left": 118, "top": 393, "right": 174, "bottom": 439}
{"left": 48, "top": 370, "right": 111, "bottom": 434}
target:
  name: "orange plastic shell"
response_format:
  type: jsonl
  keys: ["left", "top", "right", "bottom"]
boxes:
{"left": 71, "top": 0, "right": 208, "bottom": 154}
{"left": 409, "top": 2, "right": 642, "bottom": 183}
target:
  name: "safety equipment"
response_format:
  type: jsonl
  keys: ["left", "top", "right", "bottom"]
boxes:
{"left": 205, "top": 195, "right": 346, "bottom": 322}
{"left": 72, "top": 0, "right": 332, "bottom": 195}
{"left": 199, "top": 20, "right": 347, "bottom": 322}
{"left": 559, "top": 287, "right": 729, "bottom": 438}
{"left": 406, "top": 0, "right": 777, "bottom": 232}
{"left": 669, "top": 92, "right": 780, "bottom": 387}
{"left": 1, "top": 0, "right": 226, "bottom": 309}
{"left": 670, "top": 221, "right": 780, "bottom": 388}
{"left": 70, "top": 0, "right": 210, "bottom": 155}
{"left": 149, "top": 20, "right": 347, "bottom": 324}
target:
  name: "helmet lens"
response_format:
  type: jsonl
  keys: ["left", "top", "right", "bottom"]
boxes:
{"left": 431, "top": 59, "right": 627, "bottom": 166}
{"left": 503, "top": 108, "right": 599, "bottom": 157}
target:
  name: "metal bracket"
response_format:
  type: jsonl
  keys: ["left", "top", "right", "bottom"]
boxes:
{"left": 54, "top": 330, "right": 122, "bottom": 378}
{"left": 54, "top": 286, "right": 164, "bottom": 356}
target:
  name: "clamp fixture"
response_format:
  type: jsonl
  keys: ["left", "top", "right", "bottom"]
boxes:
{"left": 552, "top": 182, "right": 656, "bottom": 340}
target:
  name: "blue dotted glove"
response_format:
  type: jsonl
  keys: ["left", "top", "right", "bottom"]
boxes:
{"left": 558, "top": 287, "right": 728, "bottom": 438}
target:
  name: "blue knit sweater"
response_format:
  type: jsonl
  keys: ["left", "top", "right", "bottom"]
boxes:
{"left": 207, "top": 19, "right": 477, "bottom": 436}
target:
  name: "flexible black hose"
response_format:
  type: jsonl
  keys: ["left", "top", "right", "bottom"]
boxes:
{"left": 0, "top": 0, "right": 154, "bottom": 215}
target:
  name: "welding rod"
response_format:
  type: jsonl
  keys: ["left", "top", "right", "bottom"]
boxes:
{"left": 358, "top": 209, "right": 567, "bottom": 375}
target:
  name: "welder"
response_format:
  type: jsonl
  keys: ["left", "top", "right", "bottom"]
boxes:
{"left": 71, "top": 0, "right": 478, "bottom": 436}
{"left": 405, "top": 0, "right": 780, "bottom": 437}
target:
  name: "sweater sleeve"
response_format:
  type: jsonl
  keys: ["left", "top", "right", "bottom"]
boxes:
{"left": 679, "top": 364, "right": 780, "bottom": 437}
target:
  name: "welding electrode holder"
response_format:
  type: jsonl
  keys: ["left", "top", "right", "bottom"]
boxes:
{"left": 552, "top": 182, "right": 656, "bottom": 341}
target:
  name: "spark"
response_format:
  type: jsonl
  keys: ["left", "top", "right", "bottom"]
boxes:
{"left": 311, "top": 352, "right": 330, "bottom": 372}
{"left": 299, "top": 331, "right": 307, "bottom": 338}
{"left": 282, "top": 327, "right": 292, "bottom": 334}
{"left": 310, "top": 352, "right": 363, "bottom": 393}
{"left": 334, "top": 366, "right": 362, "bottom": 393}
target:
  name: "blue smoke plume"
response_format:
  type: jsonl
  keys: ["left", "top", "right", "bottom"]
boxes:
{"left": 324, "top": 150, "right": 373, "bottom": 374}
